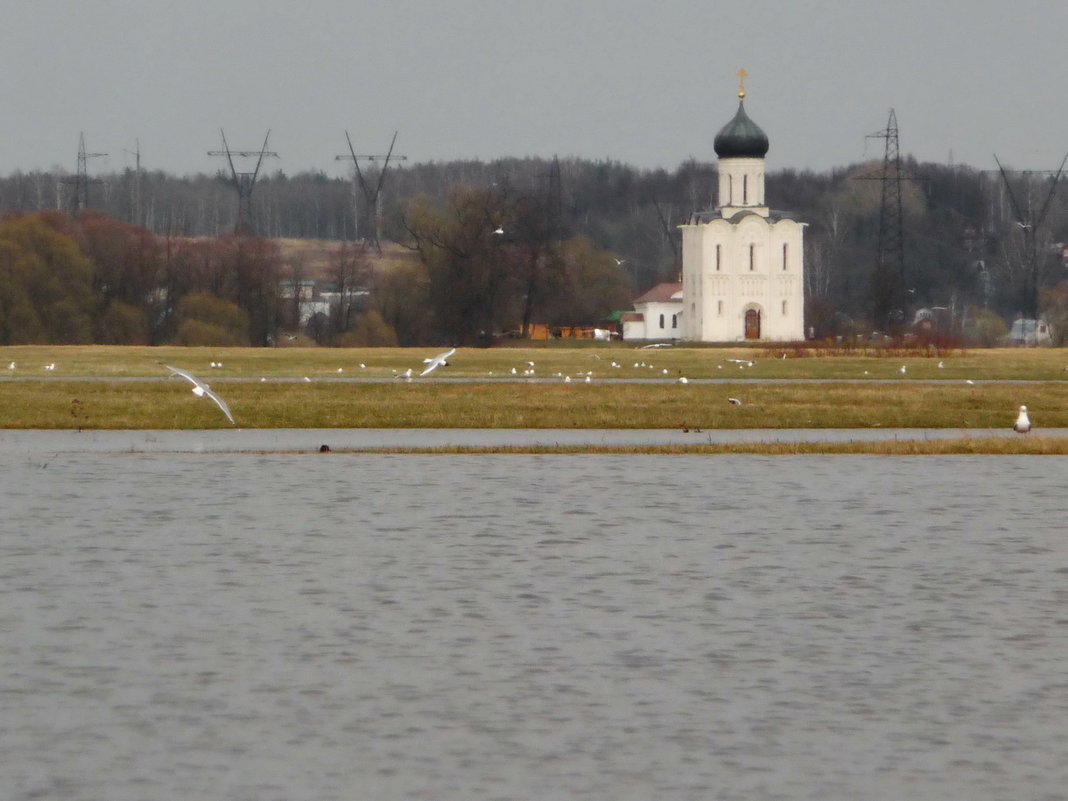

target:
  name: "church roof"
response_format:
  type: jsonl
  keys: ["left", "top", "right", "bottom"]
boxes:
{"left": 713, "top": 101, "right": 769, "bottom": 159}
{"left": 688, "top": 209, "right": 801, "bottom": 225}
{"left": 633, "top": 282, "right": 683, "bottom": 305}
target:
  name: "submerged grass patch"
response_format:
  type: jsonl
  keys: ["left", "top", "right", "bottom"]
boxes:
{"left": 313, "top": 437, "right": 1068, "bottom": 455}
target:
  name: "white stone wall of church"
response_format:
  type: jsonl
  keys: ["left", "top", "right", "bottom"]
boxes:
{"left": 681, "top": 217, "right": 804, "bottom": 342}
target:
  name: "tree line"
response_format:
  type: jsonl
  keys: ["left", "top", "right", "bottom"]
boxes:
{"left": 0, "top": 211, "right": 283, "bottom": 347}
{"left": 2, "top": 154, "right": 1067, "bottom": 344}
{"left": 0, "top": 199, "right": 633, "bottom": 348}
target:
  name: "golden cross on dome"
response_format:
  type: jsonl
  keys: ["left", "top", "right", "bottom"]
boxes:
{"left": 737, "top": 67, "right": 748, "bottom": 99}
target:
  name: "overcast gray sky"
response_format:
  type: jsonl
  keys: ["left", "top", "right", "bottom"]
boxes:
{"left": 3, "top": 0, "right": 1067, "bottom": 178}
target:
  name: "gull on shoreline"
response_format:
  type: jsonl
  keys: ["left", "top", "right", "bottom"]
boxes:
{"left": 1013, "top": 405, "right": 1031, "bottom": 434}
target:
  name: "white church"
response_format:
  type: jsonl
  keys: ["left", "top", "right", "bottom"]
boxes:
{"left": 625, "top": 73, "right": 806, "bottom": 343}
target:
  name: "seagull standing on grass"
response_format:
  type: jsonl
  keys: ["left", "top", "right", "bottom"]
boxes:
{"left": 1013, "top": 405, "right": 1031, "bottom": 434}
{"left": 162, "top": 364, "right": 235, "bottom": 425}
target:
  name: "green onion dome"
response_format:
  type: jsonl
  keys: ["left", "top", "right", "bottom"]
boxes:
{"left": 713, "top": 101, "right": 769, "bottom": 159}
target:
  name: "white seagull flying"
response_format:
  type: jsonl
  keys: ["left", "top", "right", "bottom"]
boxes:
{"left": 162, "top": 364, "right": 235, "bottom": 425}
{"left": 420, "top": 347, "right": 456, "bottom": 376}
{"left": 1013, "top": 405, "right": 1031, "bottom": 434}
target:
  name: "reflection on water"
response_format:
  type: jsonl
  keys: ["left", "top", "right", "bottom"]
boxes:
{"left": 2, "top": 451, "right": 1067, "bottom": 800}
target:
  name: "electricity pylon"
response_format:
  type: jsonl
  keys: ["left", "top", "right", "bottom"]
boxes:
{"left": 867, "top": 109, "right": 907, "bottom": 332}
{"left": 124, "top": 139, "right": 143, "bottom": 226}
{"left": 993, "top": 154, "right": 1066, "bottom": 319}
{"left": 64, "top": 132, "right": 107, "bottom": 213}
{"left": 334, "top": 131, "right": 407, "bottom": 251}
{"left": 208, "top": 129, "right": 278, "bottom": 234}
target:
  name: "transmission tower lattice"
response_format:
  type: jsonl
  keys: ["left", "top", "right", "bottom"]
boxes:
{"left": 547, "top": 155, "right": 564, "bottom": 242}
{"left": 208, "top": 129, "right": 278, "bottom": 235}
{"left": 993, "top": 154, "right": 1067, "bottom": 319}
{"left": 335, "top": 131, "right": 407, "bottom": 251}
{"left": 867, "top": 109, "right": 906, "bottom": 331}
{"left": 63, "top": 132, "right": 108, "bottom": 213}
{"left": 124, "top": 139, "right": 143, "bottom": 226}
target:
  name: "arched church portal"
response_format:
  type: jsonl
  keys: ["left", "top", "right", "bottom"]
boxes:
{"left": 744, "top": 308, "right": 761, "bottom": 340}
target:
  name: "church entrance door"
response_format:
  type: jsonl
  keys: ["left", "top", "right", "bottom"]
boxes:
{"left": 744, "top": 309, "right": 761, "bottom": 340}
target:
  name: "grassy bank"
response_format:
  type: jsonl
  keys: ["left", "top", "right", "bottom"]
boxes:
{"left": 2, "top": 345, "right": 1066, "bottom": 437}
{"left": 3, "top": 343, "right": 1068, "bottom": 381}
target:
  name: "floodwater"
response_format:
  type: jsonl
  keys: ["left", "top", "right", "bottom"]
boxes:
{"left": 2, "top": 442, "right": 1067, "bottom": 800}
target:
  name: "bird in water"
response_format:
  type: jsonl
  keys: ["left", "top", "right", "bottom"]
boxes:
{"left": 1013, "top": 405, "right": 1031, "bottom": 434}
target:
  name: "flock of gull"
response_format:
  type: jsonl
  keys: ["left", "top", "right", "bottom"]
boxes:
{"left": 5, "top": 351, "right": 1043, "bottom": 433}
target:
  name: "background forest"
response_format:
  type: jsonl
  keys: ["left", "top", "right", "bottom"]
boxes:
{"left": 2, "top": 154, "right": 1067, "bottom": 346}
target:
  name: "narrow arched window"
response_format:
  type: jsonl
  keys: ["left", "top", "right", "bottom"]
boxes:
{"left": 783, "top": 243, "right": 788, "bottom": 270}
{"left": 728, "top": 175, "right": 733, "bottom": 205}
{"left": 743, "top": 174, "right": 748, "bottom": 204}
{"left": 782, "top": 300, "right": 788, "bottom": 316}
{"left": 749, "top": 244, "right": 755, "bottom": 271}
{"left": 672, "top": 314, "right": 677, "bottom": 329}
{"left": 659, "top": 313, "right": 665, "bottom": 329}
{"left": 715, "top": 244, "right": 722, "bottom": 271}
{"left": 717, "top": 300, "right": 724, "bottom": 315}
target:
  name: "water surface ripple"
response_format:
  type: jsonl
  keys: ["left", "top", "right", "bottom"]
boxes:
{"left": 2, "top": 453, "right": 1066, "bottom": 800}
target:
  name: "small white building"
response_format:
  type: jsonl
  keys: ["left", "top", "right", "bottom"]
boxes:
{"left": 1010, "top": 317, "right": 1053, "bottom": 345}
{"left": 621, "top": 282, "right": 683, "bottom": 340}
{"left": 679, "top": 75, "right": 806, "bottom": 342}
